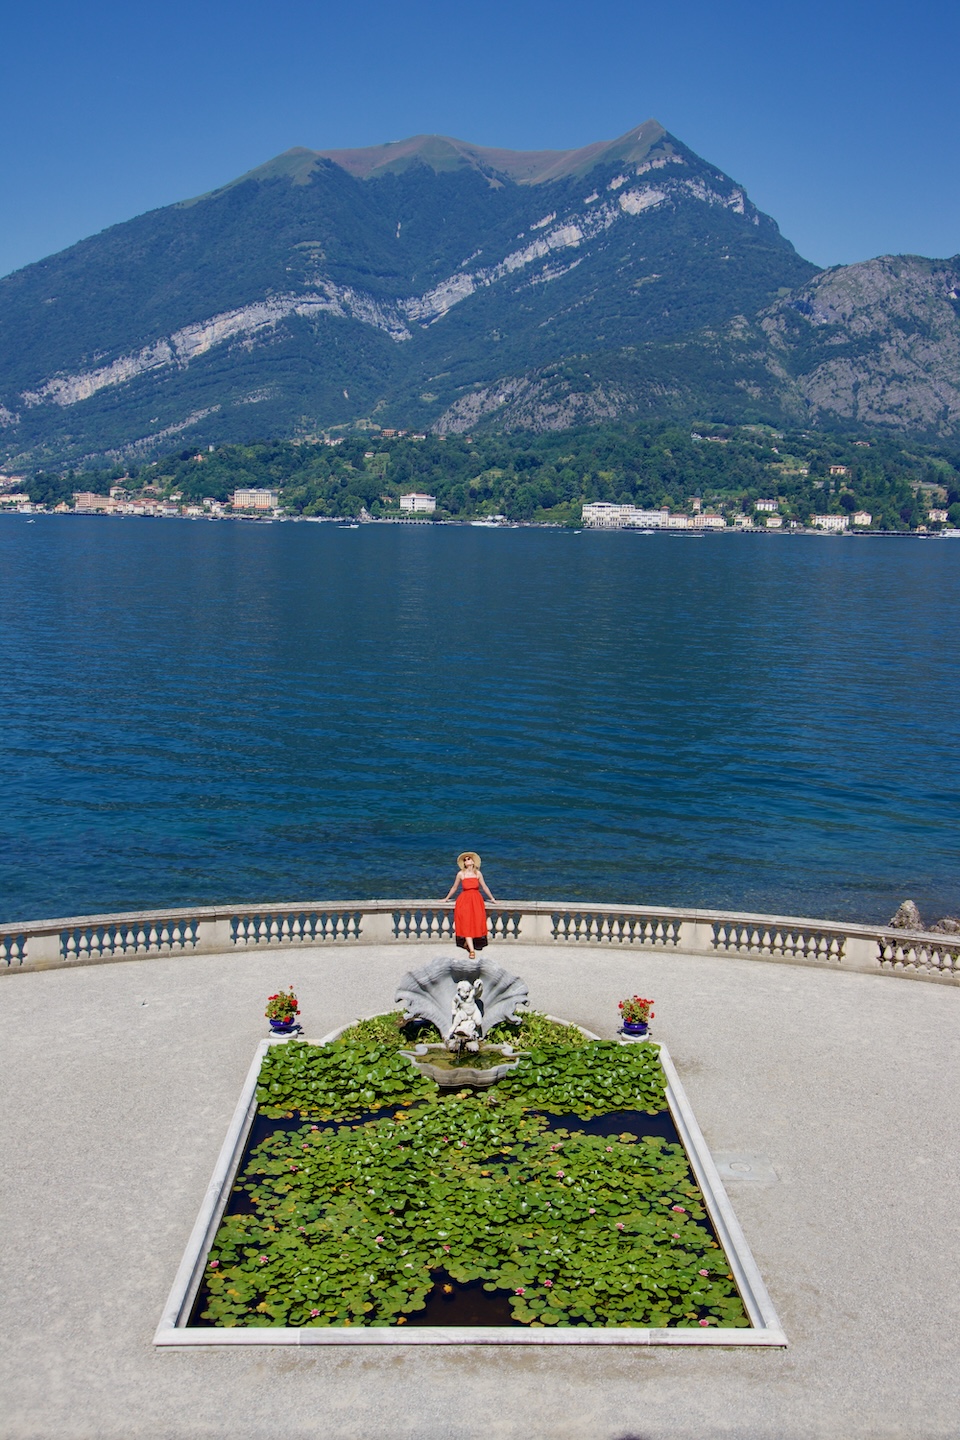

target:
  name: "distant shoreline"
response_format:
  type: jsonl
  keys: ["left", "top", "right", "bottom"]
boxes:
{"left": 2, "top": 510, "right": 958, "bottom": 539}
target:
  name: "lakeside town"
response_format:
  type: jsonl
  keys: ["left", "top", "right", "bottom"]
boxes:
{"left": 2, "top": 475, "right": 958, "bottom": 535}
{"left": 3, "top": 420, "right": 960, "bottom": 534}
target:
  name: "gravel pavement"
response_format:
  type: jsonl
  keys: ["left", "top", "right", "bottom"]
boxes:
{"left": 2, "top": 944, "right": 958, "bottom": 1440}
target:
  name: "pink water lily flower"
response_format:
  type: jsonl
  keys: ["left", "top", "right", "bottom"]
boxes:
{"left": 699, "top": 1269, "right": 709, "bottom": 1276}
{"left": 515, "top": 1287, "right": 525, "bottom": 1295}
{"left": 699, "top": 1318, "right": 710, "bottom": 1327}
{"left": 544, "top": 1279, "right": 553, "bottom": 1288}
{"left": 309, "top": 1309, "right": 320, "bottom": 1317}
{"left": 671, "top": 1205, "right": 686, "bottom": 1213}
{"left": 374, "top": 1236, "right": 384, "bottom": 1243}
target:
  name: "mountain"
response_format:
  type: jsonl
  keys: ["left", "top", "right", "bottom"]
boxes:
{"left": 0, "top": 121, "right": 957, "bottom": 466}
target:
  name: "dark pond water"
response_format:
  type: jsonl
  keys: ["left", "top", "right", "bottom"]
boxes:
{"left": 3, "top": 514, "right": 959, "bottom": 922}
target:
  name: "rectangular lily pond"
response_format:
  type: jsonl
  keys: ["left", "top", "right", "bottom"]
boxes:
{"left": 156, "top": 1014, "right": 785, "bottom": 1346}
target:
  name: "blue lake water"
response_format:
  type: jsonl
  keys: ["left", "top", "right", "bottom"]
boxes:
{"left": 1, "top": 515, "right": 958, "bottom": 925}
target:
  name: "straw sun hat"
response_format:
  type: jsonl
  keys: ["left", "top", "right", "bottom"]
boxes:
{"left": 457, "top": 851, "right": 481, "bottom": 869}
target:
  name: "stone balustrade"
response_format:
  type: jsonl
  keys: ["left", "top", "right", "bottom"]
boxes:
{"left": 1, "top": 898, "right": 958, "bottom": 984}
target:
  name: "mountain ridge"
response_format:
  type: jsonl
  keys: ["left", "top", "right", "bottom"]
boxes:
{"left": 1, "top": 122, "right": 958, "bottom": 466}
{"left": 198, "top": 120, "right": 678, "bottom": 197}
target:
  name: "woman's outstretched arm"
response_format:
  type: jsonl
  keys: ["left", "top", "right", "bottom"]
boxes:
{"left": 443, "top": 871, "right": 462, "bottom": 901}
{"left": 477, "top": 871, "right": 497, "bottom": 903}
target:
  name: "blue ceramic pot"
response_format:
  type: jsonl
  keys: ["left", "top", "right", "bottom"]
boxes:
{"left": 621, "top": 1020, "right": 649, "bottom": 1036}
{"left": 268, "top": 1017, "right": 297, "bottom": 1033}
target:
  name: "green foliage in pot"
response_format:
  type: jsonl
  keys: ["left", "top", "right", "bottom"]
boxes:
{"left": 264, "top": 987, "right": 299, "bottom": 1022}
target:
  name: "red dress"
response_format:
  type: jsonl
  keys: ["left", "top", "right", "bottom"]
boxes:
{"left": 454, "top": 876, "right": 488, "bottom": 950}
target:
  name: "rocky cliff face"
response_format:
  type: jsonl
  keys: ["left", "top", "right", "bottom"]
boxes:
{"left": 757, "top": 256, "right": 960, "bottom": 435}
{"left": 433, "top": 255, "right": 960, "bottom": 438}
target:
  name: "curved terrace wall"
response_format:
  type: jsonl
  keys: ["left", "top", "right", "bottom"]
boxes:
{"left": 2, "top": 899, "right": 958, "bottom": 984}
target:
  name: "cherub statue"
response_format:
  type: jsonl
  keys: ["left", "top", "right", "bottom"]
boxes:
{"left": 448, "top": 979, "right": 484, "bottom": 1053}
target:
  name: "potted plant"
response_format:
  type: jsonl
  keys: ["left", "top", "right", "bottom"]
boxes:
{"left": 265, "top": 986, "right": 301, "bottom": 1034}
{"left": 618, "top": 995, "right": 654, "bottom": 1037}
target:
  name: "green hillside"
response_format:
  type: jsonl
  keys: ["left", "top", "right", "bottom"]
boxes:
{"left": 29, "top": 422, "right": 960, "bottom": 531}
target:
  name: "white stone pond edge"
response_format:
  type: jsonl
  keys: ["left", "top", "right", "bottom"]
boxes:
{"left": 154, "top": 1034, "right": 787, "bottom": 1348}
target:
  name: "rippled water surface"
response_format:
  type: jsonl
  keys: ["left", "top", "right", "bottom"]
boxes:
{"left": 2, "top": 515, "right": 958, "bottom": 923}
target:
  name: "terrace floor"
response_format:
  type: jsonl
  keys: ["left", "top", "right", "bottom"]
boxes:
{"left": 2, "top": 942, "right": 959, "bottom": 1440}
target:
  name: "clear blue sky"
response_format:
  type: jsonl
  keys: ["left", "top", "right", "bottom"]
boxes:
{"left": 2, "top": 0, "right": 958, "bottom": 278}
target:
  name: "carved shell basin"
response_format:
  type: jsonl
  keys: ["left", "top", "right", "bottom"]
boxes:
{"left": 395, "top": 954, "right": 529, "bottom": 1039}
{"left": 401, "top": 1045, "right": 522, "bottom": 1090}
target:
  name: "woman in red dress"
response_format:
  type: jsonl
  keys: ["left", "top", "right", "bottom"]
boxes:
{"left": 444, "top": 851, "right": 497, "bottom": 960}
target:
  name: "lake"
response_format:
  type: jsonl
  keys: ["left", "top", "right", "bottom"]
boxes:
{"left": 1, "top": 515, "right": 958, "bottom": 925}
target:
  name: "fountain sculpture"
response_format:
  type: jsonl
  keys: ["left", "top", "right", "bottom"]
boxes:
{"left": 395, "top": 954, "right": 529, "bottom": 1085}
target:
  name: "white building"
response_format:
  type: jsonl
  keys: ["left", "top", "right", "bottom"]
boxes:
{"left": 232, "top": 488, "right": 278, "bottom": 511}
{"left": 755, "top": 499, "right": 779, "bottom": 512}
{"left": 399, "top": 492, "right": 436, "bottom": 514}
{"left": 693, "top": 514, "right": 726, "bottom": 529}
{"left": 852, "top": 511, "right": 873, "bottom": 527}
{"left": 583, "top": 503, "right": 634, "bottom": 527}
{"left": 813, "top": 514, "right": 849, "bottom": 532}
{"left": 765, "top": 515, "right": 783, "bottom": 529}
{"left": 582, "top": 502, "right": 673, "bottom": 528}
{"left": 929, "top": 508, "right": 949, "bottom": 523}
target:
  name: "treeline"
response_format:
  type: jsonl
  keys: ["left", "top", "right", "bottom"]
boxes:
{"left": 27, "top": 421, "right": 960, "bottom": 528}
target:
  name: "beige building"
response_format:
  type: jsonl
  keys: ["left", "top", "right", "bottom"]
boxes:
{"left": 829, "top": 465, "right": 849, "bottom": 476}
{"left": 929, "top": 508, "right": 949, "bottom": 523}
{"left": 399, "top": 492, "right": 437, "bottom": 513}
{"left": 765, "top": 515, "right": 783, "bottom": 528}
{"left": 852, "top": 511, "right": 873, "bottom": 527}
{"left": 72, "top": 492, "right": 116, "bottom": 511}
{"left": 232, "top": 489, "right": 278, "bottom": 511}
